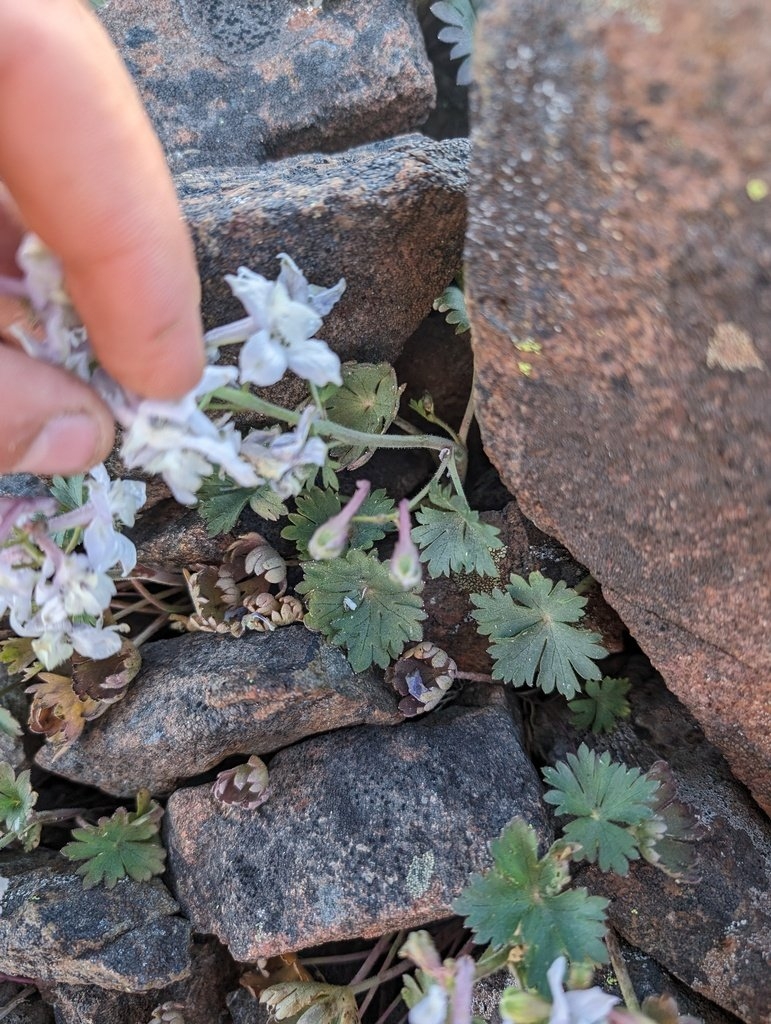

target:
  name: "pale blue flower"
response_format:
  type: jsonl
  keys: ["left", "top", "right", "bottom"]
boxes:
{"left": 308, "top": 480, "right": 370, "bottom": 560}
{"left": 389, "top": 500, "right": 423, "bottom": 589}
{"left": 409, "top": 985, "right": 448, "bottom": 1024}
{"left": 547, "top": 958, "right": 619, "bottom": 1024}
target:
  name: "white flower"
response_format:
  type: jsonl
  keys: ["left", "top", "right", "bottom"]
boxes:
{"left": 0, "top": 546, "right": 38, "bottom": 621}
{"left": 31, "top": 631, "right": 74, "bottom": 672}
{"left": 35, "top": 552, "right": 116, "bottom": 621}
{"left": 409, "top": 985, "right": 448, "bottom": 1024}
{"left": 241, "top": 408, "right": 327, "bottom": 498}
{"left": 205, "top": 254, "right": 345, "bottom": 388}
{"left": 547, "top": 958, "right": 619, "bottom": 1024}
{"left": 68, "top": 622, "right": 123, "bottom": 661}
{"left": 81, "top": 464, "right": 145, "bottom": 574}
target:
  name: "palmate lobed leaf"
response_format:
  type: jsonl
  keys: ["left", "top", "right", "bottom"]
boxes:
{"left": 297, "top": 549, "right": 426, "bottom": 672}
{"left": 470, "top": 572, "right": 607, "bottom": 698}
{"left": 568, "top": 676, "right": 631, "bottom": 734}
{"left": 260, "top": 981, "right": 358, "bottom": 1024}
{"left": 432, "top": 280, "right": 470, "bottom": 333}
{"left": 412, "top": 488, "right": 502, "bottom": 578}
{"left": 453, "top": 818, "right": 608, "bottom": 996}
{"left": 542, "top": 745, "right": 661, "bottom": 874}
{"left": 62, "top": 797, "right": 166, "bottom": 889}
{"left": 196, "top": 475, "right": 288, "bottom": 537}
{"left": 0, "top": 762, "right": 37, "bottom": 834}
{"left": 282, "top": 487, "right": 395, "bottom": 560}
{"left": 317, "top": 362, "right": 404, "bottom": 469}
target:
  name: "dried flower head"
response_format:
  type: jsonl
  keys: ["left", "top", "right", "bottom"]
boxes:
{"left": 148, "top": 1002, "right": 185, "bottom": 1024}
{"left": 386, "top": 642, "right": 457, "bottom": 716}
{"left": 212, "top": 755, "right": 270, "bottom": 810}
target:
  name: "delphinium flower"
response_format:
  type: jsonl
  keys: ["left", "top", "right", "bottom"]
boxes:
{"left": 240, "top": 407, "right": 328, "bottom": 499}
{"left": 389, "top": 499, "right": 423, "bottom": 589}
{"left": 500, "top": 957, "right": 620, "bottom": 1024}
{"left": 204, "top": 253, "right": 346, "bottom": 387}
{"left": 307, "top": 480, "right": 371, "bottom": 560}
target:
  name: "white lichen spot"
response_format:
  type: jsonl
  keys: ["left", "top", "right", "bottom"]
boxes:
{"left": 746, "top": 178, "right": 769, "bottom": 202}
{"left": 706, "top": 323, "right": 766, "bottom": 372}
{"left": 0, "top": 876, "right": 9, "bottom": 914}
{"left": 406, "top": 851, "right": 435, "bottom": 899}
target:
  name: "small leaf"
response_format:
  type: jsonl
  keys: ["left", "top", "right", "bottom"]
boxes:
{"left": 297, "top": 549, "right": 426, "bottom": 672}
{"left": 433, "top": 279, "right": 470, "bottom": 333}
{"left": 260, "top": 982, "right": 358, "bottom": 1024}
{"left": 0, "top": 636, "right": 42, "bottom": 681}
{"left": 637, "top": 761, "right": 706, "bottom": 883}
{"left": 453, "top": 818, "right": 608, "bottom": 995}
{"left": 317, "top": 362, "right": 404, "bottom": 469}
{"left": 62, "top": 791, "right": 166, "bottom": 889}
{"left": 282, "top": 487, "right": 395, "bottom": 560}
{"left": 0, "top": 762, "right": 37, "bottom": 834}
{"left": 49, "top": 474, "right": 86, "bottom": 511}
{"left": 0, "top": 707, "right": 22, "bottom": 739}
{"left": 71, "top": 638, "right": 141, "bottom": 704}
{"left": 431, "top": 2, "right": 478, "bottom": 85}
{"left": 196, "top": 475, "right": 255, "bottom": 536}
{"left": 412, "top": 487, "right": 502, "bottom": 578}
{"left": 470, "top": 572, "right": 607, "bottom": 698}
{"left": 568, "top": 676, "right": 631, "bottom": 734}
{"left": 249, "top": 484, "right": 289, "bottom": 522}
{"left": 542, "top": 745, "right": 661, "bottom": 874}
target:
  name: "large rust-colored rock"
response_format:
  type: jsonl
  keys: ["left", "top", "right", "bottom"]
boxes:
{"left": 99, "top": 0, "right": 435, "bottom": 171}
{"left": 467, "top": 0, "right": 771, "bottom": 809}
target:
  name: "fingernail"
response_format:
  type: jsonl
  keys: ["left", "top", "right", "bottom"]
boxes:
{"left": 13, "top": 413, "right": 104, "bottom": 475}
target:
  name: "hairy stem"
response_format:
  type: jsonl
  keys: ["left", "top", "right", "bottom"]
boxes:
{"left": 606, "top": 928, "right": 639, "bottom": 1012}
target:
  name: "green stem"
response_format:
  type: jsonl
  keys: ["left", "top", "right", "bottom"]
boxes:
{"left": 392, "top": 416, "right": 423, "bottom": 437}
{"left": 606, "top": 929, "right": 639, "bottom": 1012}
{"left": 457, "top": 369, "right": 477, "bottom": 447}
{"left": 308, "top": 382, "right": 326, "bottom": 417}
{"left": 445, "top": 453, "right": 469, "bottom": 505}
{"left": 210, "top": 387, "right": 456, "bottom": 456}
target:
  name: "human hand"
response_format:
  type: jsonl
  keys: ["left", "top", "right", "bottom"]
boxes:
{"left": 0, "top": 0, "right": 204, "bottom": 476}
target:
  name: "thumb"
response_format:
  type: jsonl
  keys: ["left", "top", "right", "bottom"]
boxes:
{"left": 0, "top": 344, "right": 114, "bottom": 474}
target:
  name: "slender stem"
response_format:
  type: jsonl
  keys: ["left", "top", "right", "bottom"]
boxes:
{"left": 210, "top": 388, "right": 456, "bottom": 455}
{"left": 445, "top": 454, "right": 468, "bottom": 504}
{"left": 351, "top": 932, "right": 394, "bottom": 986}
{"left": 606, "top": 929, "right": 638, "bottom": 1012}
{"left": 454, "top": 671, "right": 494, "bottom": 684}
{"left": 34, "top": 807, "right": 88, "bottom": 826}
{"left": 406, "top": 453, "right": 452, "bottom": 512}
{"left": 457, "top": 370, "right": 477, "bottom": 447}
{"left": 392, "top": 416, "right": 423, "bottom": 437}
{"left": 300, "top": 951, "right": 372, "bottom": 967}
{"left": 308, "top": 382, "right": 326, "bottom": 417}
{"left": 372, "top": 989, "right": 406, "bottom": 1024}
{"left": 131, "top": 613, "right": 172, "bottom": 648}
{"left": 129, "top": 579, "right": 186, "bottom": 615}
{"left": 349, "top": 962, "right": 411, "bottom": 996}
{"left": 0, "top": 986, "right": 35, "bottom": 1021}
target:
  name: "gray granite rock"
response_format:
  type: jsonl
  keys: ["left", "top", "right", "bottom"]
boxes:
{"left": 531, "top": 655, "right": 771, "bottom": 1024}
{"left": 227, "top": 989, "right": 269, "bottom": 1024}
{"left": 165, "top": 685, "right": 549, "bottom": 959}
{"left": 0, "top": 849, "right": 191, "bottom": 991}
{"left": 49, "top": 937, "right": 235, "bottom": 1024}
{"left": 0, "top": 984, "right": 54, "bottom": 1024}
{"left": 180, "top": 135, "right": 468, "bottom": 389}
{"left": 36, "top": 627, "right": 401, "bottom": 797}
{"left": 466, "top": 0, "right": 771, "bottom": 812}
{"left": 100, "top": 0, "right": 435, "bottom": 171}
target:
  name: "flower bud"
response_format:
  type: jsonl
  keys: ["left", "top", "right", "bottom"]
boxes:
{"left": 308, "top": 480, "right": 370, "bottom": 560}
{"left": 212, "top": 755, "right": 270, "bottom": 810}
{"left": 388, "top": 500, "right": 422, "bottom": 590}
{"left": 498, "top": 989, "right": 551, "bottom": 1024}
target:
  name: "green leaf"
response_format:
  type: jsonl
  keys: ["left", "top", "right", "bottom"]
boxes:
{"left": 260, "top": 982, "right": 358, "bottom": 1024}
{"left": 433, "top": 279, "right": 469, "bottom": 334}
{"left": 453, "top": 818, "right": 608, "bottom": 995}
{"left": 249, "top": 484, "right": 289, "bottom": 522}
{"left": 635, "top": 761, "right": 705, "bottom": 883}
{"left": 297, "top": 549, "right": 426, "bottom": 672}
{"left": 282, "top": 487, "right": 395, "bottom": 560}
{"left": 470, "top": 572, "right": 607, "bottom": 698}
{"left": 542, "top": 745, "right": 661, "bottom": 874}
{"left": 0, "top": 707, "right": 22, "bottom": 739}
{"left": 0, "top": 762, "right": 37, "bottom": 834}
{"left": 50, "top": 474, "right": 86, "bottom": 511}
{"left": 412, "top": 487, "right": 502, "bottom": 578}
{"left": 196, "top": 475, "right": 255, "bottom": 536}
{"left": 568, "top": 677, "right": 631, "bottom": 734}
{"left": 0, "top": 637, "right": 42, "bottom": 681}
{"left": 62, "top": 792, "right": 166, "bottom": 889}
{"left": 317, "top": 362, "right": 404, "bottom": 469}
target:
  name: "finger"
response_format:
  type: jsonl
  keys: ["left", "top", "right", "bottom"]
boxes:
{"left": 0, "top": 0, "right": 204, "bottom": 400}
{"left": 0, "top": 185, "right": 23, "bottom": 275}
{"left": 0, "top": 345, "right": 114, "bottom": 474}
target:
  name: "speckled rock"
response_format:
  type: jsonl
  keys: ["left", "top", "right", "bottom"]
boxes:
{"left": 165, "top": 685, "right": 548, "bottom": 959}
{"left": 422, "top": 501, "right": 626, "bottom": 674}
{"left": 180, "top": 134, "right": 468, "bottom": 376}
{"left": 0, "top": 850, "right": 190, "bottom": 991}
{"left": 531, "top": 655, "right": 771, "bottom": 1024}
{"left": 99, "top": 0, "right": 435, "bottom": 171}
{"left": 36, "top": 627, "right": 401, "bottom": 797}
{"left": 48, "top": 937, "right": 236, "bottom": 1024}
{"left": 466, "top": 0, "right": 771, "bottom": 811}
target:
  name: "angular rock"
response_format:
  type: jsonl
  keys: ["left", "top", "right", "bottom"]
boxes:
{"left": 49, "top": 937, "right": 236, "bottom": 1024}
{"left": 227, "top": 989, "right": 269, "bottom": 1024}
{"left": 100, "top": 0, "right": 435, "bottom": 171}
{"left": 0, "top": 849, "right": 190, "bottom": 991}
{"left": 422, "top": 502, "right": 626, "bottom": 674}
{"left": 531, "top": 655, "right": 771, "bottom": 1024}
{"left": 180, "top": 134, "right": 468, "bottom": 377}
{"left": 165, "top": 685, "right": 548, "bottom": 959}
{"left": 36, "top": 627, "right": 401, "bottom": 797}
{"left": 467, "top": 0, "right": 771, "bottom": 809}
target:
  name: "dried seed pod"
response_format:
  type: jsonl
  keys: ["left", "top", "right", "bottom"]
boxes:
{"left": 148, "top": 1003, "right": 185, "bottom": 1024}
{"left": 385, "top": 642, "right": 457, "bottom": 717}
{"left": 271, "top": 595, "right": 305, "bottom": 625}
{"left": 212, "top": 755, "right": 270, "bottom": 810}
{"left": 227, "top": 532, "right": 287, "bottom": 587}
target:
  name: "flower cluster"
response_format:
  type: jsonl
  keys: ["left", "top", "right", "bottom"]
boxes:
{"left": 4, "top": 236, "right": 345, "bottom": 507}
{"left": 0, "top": 466, "right": 145, "bottom": 670}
